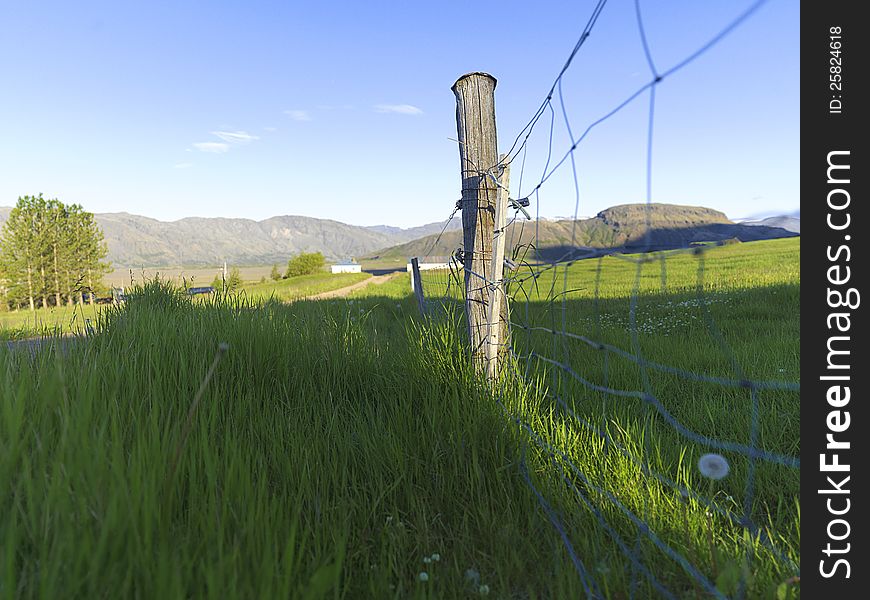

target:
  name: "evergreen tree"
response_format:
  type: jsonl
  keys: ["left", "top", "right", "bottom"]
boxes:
{"left": 0, "top": 195, "right": 110, "bottom": 310}
{"left": 0, "top": 195, "right": 41, "bottom": 310}
{"left": 77, "top": 209, "right": 111, "bottom": 304}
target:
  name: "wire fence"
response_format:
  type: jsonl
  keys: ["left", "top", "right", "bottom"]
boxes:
{"left": 420, "top": 0, "right": 800, "bottom": 597}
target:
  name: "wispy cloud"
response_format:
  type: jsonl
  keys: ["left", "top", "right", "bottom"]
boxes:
{"left": 263, "top": 126, "right": 278, "bottom": 132}
{"left": 284, "top": 109, "right": 312, "bottom": 121}
{"left": 211, "top": 130, "right": 259, "bottom": 144}
{"left": 192, "top": 142, "right": 230, "bottom": 153}
{"left": 173, "top": 162, "right": 193, "bottom": 169}
{"left": 374, "top": 104, "right": 423, "bottom": 115}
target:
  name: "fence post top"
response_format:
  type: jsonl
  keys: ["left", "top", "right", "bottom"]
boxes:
{"left": 452, "top": 72, "right": 498, "bottom": 92}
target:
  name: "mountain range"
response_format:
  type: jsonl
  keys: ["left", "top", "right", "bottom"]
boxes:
{"left": 0, "top": 207, "right": 461, "bottom": 267}
{"left": 0, "top": 203, "right": 796, "bottom": 268}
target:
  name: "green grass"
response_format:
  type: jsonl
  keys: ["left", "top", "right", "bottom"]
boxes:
{"left": 0, "top": 238, "right": 800, "bottom": 598}
{"left": 0, "top": 273, "right": 370, "bottom": 340}
{"left": 362, "top": 237, "right": 801, "bottom": 597}
{"left": 0, "top": 303, "right": 103, "bottom": 341}
{"left": 240, "top": 272, "right": 372, "bottom": 302}
{"left": 504, "top": 239, "right": 800, "bottom": 599}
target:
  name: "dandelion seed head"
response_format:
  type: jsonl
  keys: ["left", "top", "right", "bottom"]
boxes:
{"left": 431, "top": 553, "right": 440, "bottom": 562}
{"left": 418, "top": 571, "right": 429, "bottom": 582}
{"left": 423, "top": 557, "right": 432, "bottom": 564}
{"left": 479, "top": 584, "right": 490, "bottom": 595}
{"left": 698, "top": 453, "right": 730, "bottom": 480}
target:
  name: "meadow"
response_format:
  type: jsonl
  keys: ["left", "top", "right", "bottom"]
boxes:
{"left": 359, "top": 237, "right": 801, "bottom": 596}
{"left": 0, "top": 271, "right": 370, "bottom": 341}
{"left": 0, "top": 303, "right": 101, "bottom": 341}
{"left": 0, "top": 238, "right": 800, "bottom": 598}
{"left": 240, "top": 272, "right": 371, "bottom": 303}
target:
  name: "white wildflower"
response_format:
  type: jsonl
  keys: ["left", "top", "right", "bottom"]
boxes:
{"left": 698, "top": 453, "right": 730, "bottom": 480}
{"left": 423, "top": 557, "right": 432, "bottom": 564}
{"left": 479, "top": 584, "right": 490, "bottom": 595}
{"left": 431, "top": 553, "right": 440, "bottom": 562}
{"left": 418, "top": 571, "right": 429, "bottom": 582}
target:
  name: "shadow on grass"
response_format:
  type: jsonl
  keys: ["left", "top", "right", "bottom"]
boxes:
{"left": 0, "top": 280, "right": 800, "bottom": 598}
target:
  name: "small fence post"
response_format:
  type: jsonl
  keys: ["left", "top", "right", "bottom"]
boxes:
{"left": 485, "top": 154, "right": 510, "bottom": 381}
{"left": 410, "top": 257, "right": 426, "bottom": 316}
{"left": 452, "top": 72, "right": 499, "bottom": 374}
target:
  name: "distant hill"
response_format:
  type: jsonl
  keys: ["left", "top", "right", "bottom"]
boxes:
{"left": 368, "top": 203, "right": 799, "bottom": 262}
{"left": 0, "top": 207, "right": 461, "bottom": 268}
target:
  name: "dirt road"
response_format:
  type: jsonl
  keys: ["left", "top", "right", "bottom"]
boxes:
{"left": 307, "top": 272, "right": 402, "bottom": 300}
{"left": 4, "top": 273, "right": 405, "bottom": 353}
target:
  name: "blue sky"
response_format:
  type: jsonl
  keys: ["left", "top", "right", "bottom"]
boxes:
{"left": 1, "top": 0, "right": 798, "bottom": 228}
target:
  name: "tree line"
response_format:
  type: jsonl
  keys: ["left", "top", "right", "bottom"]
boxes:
{"left": 0, "top": 194, "right": 110, "bottom": 311}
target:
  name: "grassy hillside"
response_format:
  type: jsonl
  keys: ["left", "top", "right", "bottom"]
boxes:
{"left": 369, "top": 203, "right": 798, "bottom": 262}
{"left": 0, "top": 238, "right": 800, "bottom": 597}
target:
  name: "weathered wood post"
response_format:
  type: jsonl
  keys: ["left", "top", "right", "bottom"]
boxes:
{"left": 485, "top": 155, "right": 510, "bottom": 380}
{"left": 452, "top": 72, "right": 499, "bottom": 374}
{"left": 410, "top": 257, "right": 426, "bottom": 316}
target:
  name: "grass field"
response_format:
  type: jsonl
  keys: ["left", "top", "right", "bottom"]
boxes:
{"left": 0, "top": 272, "right": 370, "bottom": 340}
{"left": 504, "top": 238, "right": 800, "bottom": 598}
{"left": 0, "top": 238, "right": 800, "bottom": 598}
{"left": 362, "top": 237, "right": 801, "bottom": 596}
{"left": 240, "top": 272, "right": 371, "bottom": 303}
{"left": 0, "top": 303, "right": 103, "bottom": 341}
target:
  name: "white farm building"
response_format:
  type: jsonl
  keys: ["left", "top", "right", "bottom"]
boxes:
{"left": 331, "top": 260, "right": 362, "bottom": 274}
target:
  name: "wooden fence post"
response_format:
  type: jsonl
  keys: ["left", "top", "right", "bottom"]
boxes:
{"left": 410, "top": 257, "right": 426, "bottom": 316}
{"left": 485, "top": 155, "right": 510, "bottom": 381}
{"left": 452, "top": 72, "right": 499, "bottom": 374}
